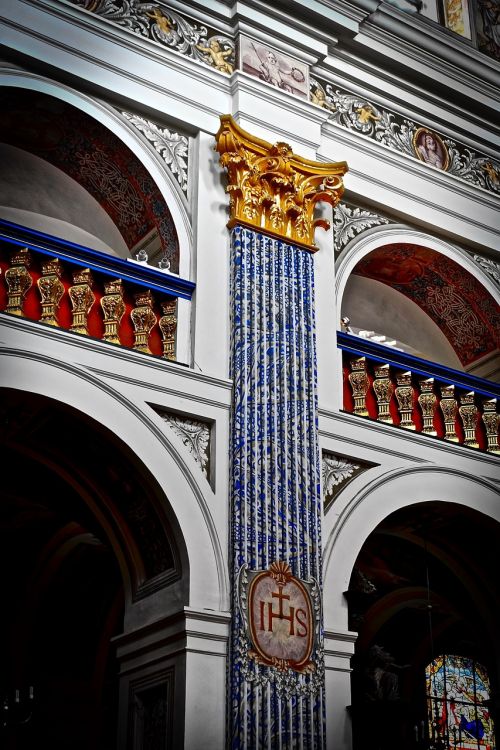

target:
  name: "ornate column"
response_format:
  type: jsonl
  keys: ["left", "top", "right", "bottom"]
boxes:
{"left": 216, "top": 115, "right": 347, "bottom": 749}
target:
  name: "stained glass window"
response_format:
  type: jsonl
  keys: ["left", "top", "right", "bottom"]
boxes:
{"left": 426, "top": 655, "right": 496, "bottom": 749}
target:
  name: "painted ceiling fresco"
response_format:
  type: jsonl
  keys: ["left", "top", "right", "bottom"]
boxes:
{"left": 0, "top": 88, "right": 179, "bottom": 271}
{"left": 353, "top": 244, "right": 500, "bottom": 366}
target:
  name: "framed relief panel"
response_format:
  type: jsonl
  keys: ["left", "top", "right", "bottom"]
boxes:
{"left": 413, "top": 128, "right": 449, "bottom": 171}
{"left": 239, "top": 35, "right": 309, "bottom": 99}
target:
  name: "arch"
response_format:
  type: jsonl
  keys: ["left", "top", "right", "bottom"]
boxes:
{"left": 323, "top": 466, "right": 500, "bottom": 632}
{"left": 0, "top": 66, "right": 192, "bottom": 279}
{"left": 335, "top": 227, "right": 500, "bottom": 305}
{"left": 0, "top": 348, "right": 227, "bottom": 614}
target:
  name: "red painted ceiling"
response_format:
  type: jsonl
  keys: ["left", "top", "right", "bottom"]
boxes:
{"left": 0, "top": 88, "right": 179, "bottom": 271}
{"left": 353, "top": 244, "right": 500, "bottom": 366}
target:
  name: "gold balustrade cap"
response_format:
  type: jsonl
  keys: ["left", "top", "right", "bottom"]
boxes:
{"left": 215, "top": 114, "right": 348, "bottom": 252}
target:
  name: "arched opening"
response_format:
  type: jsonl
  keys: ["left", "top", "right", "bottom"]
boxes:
{"left": 0, "top": 388, "right": 184, "bottom": 749}
{"left": 0, "top": 86, "right": 180, "bottom": 271}
{"left": 346, "top": 501, "right": 500, "bottom": 750}
{"left": 341, "top": 242, "right": 500, "bottom": 381}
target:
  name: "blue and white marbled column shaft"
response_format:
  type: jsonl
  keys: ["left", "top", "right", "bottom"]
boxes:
{"left": 230, "top": 225, "right": 325, "bottom": 749}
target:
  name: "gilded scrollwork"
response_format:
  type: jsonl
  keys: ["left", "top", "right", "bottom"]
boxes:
{"left": 5, "top": 248, "right": 33, "bottom": 317}
{"left": 131, "top": 290, "right": 157, "bottom": 353}
{"left": 439, "top": 385, "right": 459, "bottom": 442}
{"left": 458, "top": 393, "right": 479, "bottom": 448}
{"left": 482, "top": 400, "right": 500, "bottom": 454}
{"left": 69, "top": 268, "right": 95, "bottom": 335}
{"left": 348, "top": 358, "right": 369, "bottom": 416}
{"left": 395, "top": 372, "right": 415, "bottom": 430}
{"left": 37, "top": 258, "right": 65, "bottom": 327}
{"left": 373, "top": 364, "right": 394, "bottom": 424}
{"left": 418, "top": 379, "right": 438, "bottom": 436}
{"left": 101, "top": 278, "right": 126, "bottom": 344}
{"left": 215, "top": 115, "right": 347, "bottom": 251}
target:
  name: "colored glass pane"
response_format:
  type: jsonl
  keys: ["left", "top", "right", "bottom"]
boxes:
{"left": 426, "top": 655, "right": 496, "bottom": 748}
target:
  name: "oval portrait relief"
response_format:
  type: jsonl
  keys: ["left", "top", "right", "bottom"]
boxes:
{"left": 413, "top": 128, "right": 449, "bottom": 171}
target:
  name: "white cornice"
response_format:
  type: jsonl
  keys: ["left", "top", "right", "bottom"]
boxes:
{"left": 355, "top": 4, "right": 500, "bottom": 109}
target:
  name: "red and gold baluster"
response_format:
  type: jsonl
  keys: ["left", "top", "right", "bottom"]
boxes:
{"left": 418, "top": 378, "right": 437, "bottom": 436}
{"left": 37, "top": 257, "right": 64, "bottom": 326}
{"left": 348, "top": 357, "right": 369, "bottom": 417}
{"left": 159, "top": 298, "right": 177, "bottom": 361}
{"left": 458, "top": 392, "right": 479, "bottom": 448}
{"left": 439, "top": 384, "right": 459, "bottom": 442}
{"left": 482, "top": 399, "right": 500, "bottom": 454}
{"left": 5, "top": 247, "right": 33, "bottom": 316}
{"left": 131, "top": 290, "right": 157, "bottom": 353}
{"left": 395, "top": 371, "right": 415, "bottom": 430}
{"left": 69, "top": 268, "right": 95, "bottom": 335}
{"left": 373, "top": 363, "right": 393, "bottom": 424}
{"left": 101, "top": 279, "right": 125, "bottom": 344}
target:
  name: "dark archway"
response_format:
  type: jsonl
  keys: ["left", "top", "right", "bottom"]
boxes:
{"left": 0, "top": 388, "right": 184, "bottom": 749}
{"left": 347, "top": 502, "right": 500, "bottom": 749}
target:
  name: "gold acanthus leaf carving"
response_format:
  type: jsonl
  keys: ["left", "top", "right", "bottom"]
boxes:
{"left": 215, "top": 115, "right": 348, "bottom": 251}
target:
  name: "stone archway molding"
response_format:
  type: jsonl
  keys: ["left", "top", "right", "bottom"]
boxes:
{"left": 323, "top": 464, "right": 500, "bottom": 632}
{"left": 0, "top": 347, "right": 228, "bottom": 614}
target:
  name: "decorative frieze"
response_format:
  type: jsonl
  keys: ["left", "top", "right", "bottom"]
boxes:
{"left": 71, "top": 1, "right": 235, "bottom": 74}
{"left": 121, "top": 111, "right": 189, "bottom": 196}
{"left": 215, "top": 114, "right": 347, "bottom": 251}
{"left": 101, "top": 278, "right": 126, "bottom": 344}
{"left": 310, "top": 76, "right": 500, "bottom": 197}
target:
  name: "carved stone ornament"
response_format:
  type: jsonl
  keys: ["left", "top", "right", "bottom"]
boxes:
{"left": 131, "top": 289, "right": 157, "bottom": 353}
{"left": 238, "top": 562, "right": 317, "bottom": 675}
{"left": 121, "top": 111, "right": 189, "bottom": 195}
{"left": 322, "top": 452, "right": 374, "bottom": 511}
{"left": 155, "top": 411, "right": 211, "bottom": 479}
{"left": 215, "top": 115, "right": 347, "bottom": 251}
{"left": 69, "top": 268, "right": 95, "bottom": 335}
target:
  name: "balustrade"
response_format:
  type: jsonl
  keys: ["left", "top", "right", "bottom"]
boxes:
{"left": 339, "top": 331, "right": 500, "bottom": 455}
{"left": 0, "top": 220, "right": 194, "bottom": 363}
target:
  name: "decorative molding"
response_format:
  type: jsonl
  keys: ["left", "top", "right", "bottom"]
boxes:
{"left": 154, "top": 408, "right": 211, "bottom": 480}
{"left": 469, "top": 254, "right": 500, "bottom": 290}
{"left": 69, "top": 0, "right": 235, "bottom": 74}
{"left": 121, "top": 110, "right": 189, "bottom": 195}
{"left": 310, "top": 75, "right": 500, "bottom": 197}
{"left": 333, "top": 202, "right": 392, "bottom": 254}
{"left": 322, "top": 451, "right": 375, "bottom": 511}
{"left": 215, "top": 114, "right": 347, "bottom": 251}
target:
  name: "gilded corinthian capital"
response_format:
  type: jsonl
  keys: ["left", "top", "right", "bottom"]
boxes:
{"left": 215, "top": 115, "right": 347, "bottom": 251}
